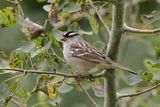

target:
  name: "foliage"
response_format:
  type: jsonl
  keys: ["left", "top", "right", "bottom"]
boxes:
{"left": 0, "top": 0, "right": 160, "bottom": 107}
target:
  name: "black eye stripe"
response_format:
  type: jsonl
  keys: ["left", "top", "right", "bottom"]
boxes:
{"left": 63, "top": 31, "right": 79, "bottom": 37}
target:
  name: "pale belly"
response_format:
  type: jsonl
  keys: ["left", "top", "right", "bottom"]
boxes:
{"left": 63, "top": 43, "right": 98, "bottom": 74}
{"left": 66, "top": 56, "right": 98, "bottom": 74}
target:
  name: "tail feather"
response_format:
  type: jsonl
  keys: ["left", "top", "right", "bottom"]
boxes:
{"left": 110, "top": 62, "right": 138, "bottom": 75}
{"left": 105, "top": 57, "right": 138, "bottom": 75}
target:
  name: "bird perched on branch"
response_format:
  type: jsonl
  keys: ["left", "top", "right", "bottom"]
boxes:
{"left": 60, "top": 31, "right": 137, "bottom": 75}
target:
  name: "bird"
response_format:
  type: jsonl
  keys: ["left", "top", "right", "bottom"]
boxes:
{"left": 60, "top": 31, "right": 137, "bottom": 75}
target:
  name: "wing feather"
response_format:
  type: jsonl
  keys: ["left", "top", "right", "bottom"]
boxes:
{"left": 70, "top": 42, "right": 108, "bottom": 63}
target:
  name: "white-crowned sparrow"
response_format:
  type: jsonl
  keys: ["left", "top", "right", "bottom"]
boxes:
{"left": 60, "top": 31, "right": 137, "bottom": 75}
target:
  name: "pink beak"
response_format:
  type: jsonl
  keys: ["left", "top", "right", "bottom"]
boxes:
{"left": 60, "top": 37, "right": 67, "bottom": 42}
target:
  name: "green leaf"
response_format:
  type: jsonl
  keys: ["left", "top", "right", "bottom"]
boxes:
{"left": 31, "top": 41, "right": 51, "bottom": 58}
{"left": 36, "top": 0, "right": 47, "bottom": 3}
{"left": 67, "top": 22, "right": 79, "bottom": 31}
{"left": 16, "top": 88, "right": 29, "bottom": 98}
{"left": 58, "top": 83, "right": 74, "bottom": 93}
{"left": 43, "top": 0, "right": 66, "bottom": 12}
{"left": 0, "top": 50, "right": 8, "bottom": 58}
{"left": 21, "top": 41, "right": 35, "bottom": 53}
{"left": 38, "top": 60, "right": 50, "bottom": 71}
{"left": 93, "top": 41, "right": 105, "bottom": 49}
{"left": 155, "top": 47, "right": 160, "bottom": 57}
{"left": 0, "top": 83, "right": 9, "bottom": 99}
{"left": 34, "top": 37, "right": 43, "bottom": 48}
{"left": 48, "top": 96, "right": 61, "bottom": 106}
{"left": 57, "top": 0, "right": 67, "bottom": 11}
{"left": 9, "top": 82, "right": 17, "bottom": 92}
{"left": 128, "top": 75, "right": 142, "bottom": 85}
{"left": 51, "top": 29, "right": 64, "bottom": 41}
{"left": 152, "top": 63, "right": 160, "bottom": 69}
{"left": 0, "top": 7, "right": 17, "bottom": 27}
{"left": 9, "top": 50, "right": 22, "bottom": 68}
{"left": 76, "top": 0, "right": 86, "bottom": 7}
{"left": 63, "top": 2, "right": 81, "bottom": 13}
{"left": 144, "top": 59, "right": 153, "bottom": 69}
{"left": 50, "top": 30, "right": 64, "bottom": 60}
{"left": 141, "top": 10, "right": 160, "bottom": 25}
{"left": 88, "top": 15, "right": 99, "bottom": 35}
{"left": 144, "top": 58, "right": 160, "bottom": 71}
{"left": 141, "top": 72, "right": 153, "bottom": 81}
{"left": 16, "top": 49, "right": 26, "bottom": 60}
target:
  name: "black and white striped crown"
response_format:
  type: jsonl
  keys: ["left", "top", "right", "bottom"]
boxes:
{"left": 63, "top": 31, "right": 79, "bottom": 38}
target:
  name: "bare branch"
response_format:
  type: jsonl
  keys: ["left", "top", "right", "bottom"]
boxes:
{"left": 77, "top": 81, "right": 99, "bottom": 107}
{"left": 94, "top": 0, "right": 115, "bottom": 4}
{"left": 89, "top": 0, "right": 111, "bottom": 36}
{"left": 51, "top": 12, "right": 86, "bottom": 29}
{"left": 118, "top": 83, "right": 160, "bottom": 99}
{"left": 3, "top": 94, "right": 13, "bottom": 107}
{"left": 11, "top": 99, "right": 25, "bottom": 107}
{"left": 49, "top": 8, "right": 108, "bottom": 29}
{"left": 124, "top": 23, "right": 160, "bottom": 34}
{"left": 0, "top": 68, "right": 105, "bottom": 79}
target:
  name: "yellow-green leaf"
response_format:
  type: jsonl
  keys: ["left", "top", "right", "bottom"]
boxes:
{"left": 9, "top": 51, "right": 21, "bottom": 68}
{"left": 0, "top": 7, "right": 17, "bottom": 27}
{"left": 47, "top": 81, "right": 59, "bottom": 99}
{"left": 141, "top": 72, "right": 153, "bottom": 81}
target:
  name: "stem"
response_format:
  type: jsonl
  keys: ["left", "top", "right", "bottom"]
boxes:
{"left": 89, "top": 0, "right": 111, "bottom": 36}
{"left": 119, "top": 83, "right": 160, "bottom": 98}
{"left": 0, "top": 68, "right": 105, "bottom": 79}
{"left": 11, "top": 99, "right": 24, "bottom": 107}
{"left": 104, "top": 0, "right": 125, "bottom": 107}
{"left": 78, "top": 82, "right": 99, "bottom": 107}
{"left": 123, "top": 23, "right": 160, "bottom": 34}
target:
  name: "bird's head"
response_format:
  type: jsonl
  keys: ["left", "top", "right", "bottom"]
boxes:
{"left": 60, "top": 31, "right": 80, "bottom": 43}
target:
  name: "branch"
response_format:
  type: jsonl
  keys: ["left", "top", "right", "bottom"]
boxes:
{"left": 124, "top": 23, "right": 160, "bottom": 34}
{"left": 3, "top": 94, "right": 13, "bottom": 107}
{"left": 104, "top": 0, "right": 125, "bottom": 107}
{"left": 11, "top": 99, "right": 24, "bottom": 107}
{"left": 93, "top": 0, "right": 115, "bottom": 4}
{"left": 51, "top": 12, "right": 86, "bottom": 29}
{"left": 89, "top": 0, "right": 111, "bottom": 36}
{"left": 118, "top": 83, "right": 160, "bottom": 99}
{"left": 0, "top": 68, "right": 105, "bottom": 79}
{"left": 77, "top": 81, "right": 99, "bottom": 107}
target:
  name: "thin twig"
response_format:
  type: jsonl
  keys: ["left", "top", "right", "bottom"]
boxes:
{"left": 124, "top": 23, "right": 160, "bottom": 34}
{"left": 3, "top": 74, "right": 22, "bottom": 83}
{"left": 94, "top": 0, "right": 115, "bottom": 4}
{"left": 11, "top": 99, "right": 25, "bottom": 107}
{"left": 119, "top": 83, "right": 160, "bottom": 98}
{"left": 77, "top": 81, "right": 99, "bottom": 107}
{"left": 0, "top": 68, "right": 105, "bottom": 79}
{"left": 3, "top": 94, "right": 13, "bottom": 107}
{"left": 89, "top": 0, "right": 111, "bottom": 36}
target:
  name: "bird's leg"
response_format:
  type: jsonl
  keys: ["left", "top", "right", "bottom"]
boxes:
{"left": 74, "top": 72, "right": 84, "bottom": 81}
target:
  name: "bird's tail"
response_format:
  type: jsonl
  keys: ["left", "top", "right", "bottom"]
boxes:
{"left": 104, "top": 57, "right": 138, "bottom": 75}
{"left": 110, "top": 61, "right": 138, "bottom": 75}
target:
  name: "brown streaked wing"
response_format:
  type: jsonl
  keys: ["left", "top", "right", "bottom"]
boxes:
{"left": 70, "top": 42, "right": 108, "bottom": 63}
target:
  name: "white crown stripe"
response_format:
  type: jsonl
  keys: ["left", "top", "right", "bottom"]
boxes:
{"left": 68, "top": 32, "right": 78, "bottom": 36}
{"left": 63, "top": 32, "right": 68, "bottom": 36}
{"left": 63, "top": 31, "right": 79, "bottom": 37}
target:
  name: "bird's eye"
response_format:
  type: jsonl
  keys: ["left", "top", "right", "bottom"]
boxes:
{"left": 63, "top": 31, "right": 79, "bottom": 37}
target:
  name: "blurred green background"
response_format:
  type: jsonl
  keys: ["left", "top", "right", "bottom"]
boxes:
{"left": 0, "top": 0, "right": 160, "bottom": 107}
